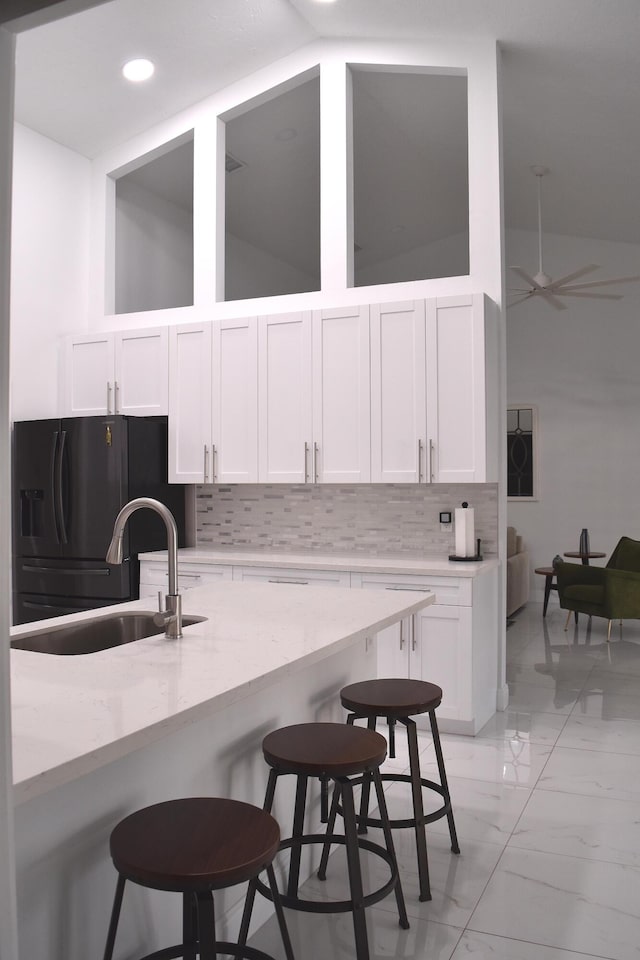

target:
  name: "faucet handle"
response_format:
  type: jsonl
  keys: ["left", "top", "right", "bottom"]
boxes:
{"left": 157, "top": 590, "right": 164, "bottom": 614}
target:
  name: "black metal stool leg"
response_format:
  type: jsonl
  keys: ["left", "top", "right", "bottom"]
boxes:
{"left": 340, "top": 777, "right": 370, "bottom": 960}
{"left": 287, "top": 774, "right": 309, "bottom": 899}
{"left": 405, "top": 717, "right": 431, "bottom": 901}
{"left": 372, "top": 768, "right": 410, "bottom": 928}
{"left": 317, "top": 780, "right": 341, "bottom": 880}
{"left": 182, "top": 892, "right": 198, "bottom": 960}
{"left": 195, "top": 891, "right": 216, "bottom": 960}
{"left": 266, "top": 863, "right": 295, "bottom": 960}
{"left": 102, "top": 874, "right": 126, "bottom": 960}
{"left": 429, "top": 710, "right": 460, "bottom": 854}
{"left": 239, "top": 768, "right": 280, "bottom": 946}
{"left": 356, "top": 716, "right": 376, "bottom": 835}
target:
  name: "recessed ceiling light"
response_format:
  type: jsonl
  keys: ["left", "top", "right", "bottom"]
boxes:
{"left": 122, "top": 59, "right": 155, "bottom": 83}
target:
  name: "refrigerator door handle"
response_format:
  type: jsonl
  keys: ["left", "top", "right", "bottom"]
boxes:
{"left": 20, "top": 563, "right": 111, "bottom": 576}
{"left": 56, "top": 430, "right": 69, "bottom": 544}
{"left": 50, "top": 430, "right": 61, "bottom": 544}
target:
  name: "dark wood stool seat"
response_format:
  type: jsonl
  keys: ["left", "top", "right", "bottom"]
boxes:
{"left": 239, "top": 722, "right": 409, "bottom": 960}
{"left": 102, "top": 797, "right": 294, "bottom": 960}
{"left": 340, "top": 678, "right": 460, "bottom": 903}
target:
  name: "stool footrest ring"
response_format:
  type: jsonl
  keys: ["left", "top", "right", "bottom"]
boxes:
{"left": 134, "top": 941, "right": 279, "bottom": 960}
{"left": 346, "top": 772, "right": 452, "bottom": 830}
{"left": 255, "top": 833, "right": 399, "bottom": 915}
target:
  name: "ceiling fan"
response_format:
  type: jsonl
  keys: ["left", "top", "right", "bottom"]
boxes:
{"left": 508, "top": 165, "right": 640, "bottom": 310}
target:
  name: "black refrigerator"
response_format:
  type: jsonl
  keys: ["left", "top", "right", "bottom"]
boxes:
{"left": 12, "top": 415, "right": 186, "bottom": 625}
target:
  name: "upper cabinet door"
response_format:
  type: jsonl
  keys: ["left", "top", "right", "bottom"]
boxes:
{"left": 114, "top": 327, "right": 168, "bottom": 416}
{"left": 312, "top": 306, "right": 370, "bottom": 483}
{"left": 168, "top": 323, "right": 213, "bottom": 484}
{"left": 62, "top": 334, "right": 115, "bottom": 416}
{"left": 62, "top": 328, "right": 168, "bottom": 417}
{"left": 212, "top": 316, "right": 258, "bottom": 483}
{"left": 258, "top": 312, "right": 312, "bottom": 483}
{"left": 370, "top": 300, "right": 427, "bottom": 483}
{"left": 428, "top": 293, "right": 497, "bottom": 483}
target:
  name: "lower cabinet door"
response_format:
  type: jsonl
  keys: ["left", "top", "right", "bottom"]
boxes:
{"left": 412, "top": 604, "right": 472, "bottom": 723}
{"left": 376, "top": 619, "right": 410, "bottom": 680}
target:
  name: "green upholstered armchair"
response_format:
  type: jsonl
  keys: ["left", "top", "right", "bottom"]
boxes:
{"left": 554, "top": 537, "right": 640, "bottom": 641}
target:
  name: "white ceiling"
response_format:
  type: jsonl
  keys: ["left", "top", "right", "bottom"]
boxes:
{"left": 11, "top": 0, "right": 640, "bottom": 246}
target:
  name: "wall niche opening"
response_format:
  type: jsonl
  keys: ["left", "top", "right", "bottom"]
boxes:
{"left": 350, "top": 67, "right": 469, "bottom": 287}
{"left": 112, "top": 131, "right": 194, "bottom": 315}
{"left": 224, "top": 72, "right": 320, "bottom": 301}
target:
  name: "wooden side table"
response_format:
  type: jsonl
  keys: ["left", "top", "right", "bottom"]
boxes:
{"left": 534, "top": 566, "right": 558, "bottom": 617}
{"left": 563, "top": 551, "right": 606, "bottom": 566}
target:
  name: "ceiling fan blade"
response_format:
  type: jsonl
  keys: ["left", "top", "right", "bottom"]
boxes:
{"left": 557, "top": 274, "right": 640, "bottom": 291}
{"left": 537, "top": 289, "right": 567, "bottom": 310}
{"left": 545, "top": 264, "right": 600, "bottom": 288}
{"left": 507, "top": 293, "right": 535, "bottom": 308}
{"left": 557, "top": 290, "right": 623, "bottom": 301}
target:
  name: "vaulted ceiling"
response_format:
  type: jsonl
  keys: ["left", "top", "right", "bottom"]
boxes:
{"left": 7, "top": 0, "right": 640, "bottom": 247}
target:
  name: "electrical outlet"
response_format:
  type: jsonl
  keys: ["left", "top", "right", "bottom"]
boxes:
{"left": 439, "top": 510, "right": 452, "bottom": 533}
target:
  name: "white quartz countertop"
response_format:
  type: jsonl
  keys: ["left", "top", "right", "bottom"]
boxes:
{"left": 10, "top": 581, "right": 434, "bottom": 805}
{"left": 139, "top": 546, "right": 497, "bottom": 577}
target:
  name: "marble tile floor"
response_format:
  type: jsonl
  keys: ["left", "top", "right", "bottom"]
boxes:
{"left": 250, "top": 604, "right": 640, "bottom": 960}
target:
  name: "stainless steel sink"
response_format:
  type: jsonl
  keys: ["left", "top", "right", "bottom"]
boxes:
{"left": 10, "top": 611, "right": 207, "bottom": 655}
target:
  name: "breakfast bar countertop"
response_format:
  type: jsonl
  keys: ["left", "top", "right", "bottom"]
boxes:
{"left": 9, "top": 580, "right": 434, "bottom": 805}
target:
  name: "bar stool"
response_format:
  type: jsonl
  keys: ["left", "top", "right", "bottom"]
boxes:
{"left": 102, "top": 797, "right": 295, "bottom": 960}
{"left": 238, "top": 722, "right": 409, "bottom": 960}
{"left": 340, "top": 678, "right": 460, "bottom": 902}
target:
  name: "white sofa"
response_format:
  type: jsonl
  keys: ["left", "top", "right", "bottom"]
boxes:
{"left": 506, "top": 525, "right": 530, "bottom": 616}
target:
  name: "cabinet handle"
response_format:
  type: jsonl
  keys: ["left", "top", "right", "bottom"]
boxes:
{"left": 203, "top": 444, "right": 209, "bottom": 482}
{"left": 385, "top": 585, "right": 431, "bottom": 592}
{"left": 314, "top": 442, "right": 319, "bottom": 483}
{"left": 114, "top": 380, "right": 119, "bottom": 413}
{"left": 417, "top": 438, "right": 423, "bottom": 482}
{"left": 399, "top": 619, "right": 405, "bottom": 650}
{"left": 428, "top": 438, "right": 434, "bottom": 482}
{"left": 411, "top": 614, "right": 417, "bottom": 651}
{"left": 304, "top": 442, "right": 310, "bottom": 482}
{"left": 268, "top": 578, "right": 309, "bottom": 585}
{"left": 211, "top": 443, "right": 217, "bottom": 483}
{"left": 106, "top": 381, "right": 112, "bottom": 414}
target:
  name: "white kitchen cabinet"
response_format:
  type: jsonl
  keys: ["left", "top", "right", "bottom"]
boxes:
{"left": 168, "top": 323, "right": 213, "bottom": 483}
{"left": 139, "top": 559, "right": 233, "bottom": 598}
{"left": 232, "top": 565, "right": 351, "bottom": 587}
{"left": 62, "top": 328, "right": 168, "bottom": 416}
{"left": 168, "top": 317, "right": 258, "bottom": 484}
{"left": 353, "top": 568, "right": 497, "bottom": 734}
{"left": 370, "top": 300, "right": 427, "bottom": 482}
{"left": 370, "top": 294, "right": 498, "bottom": 484}
{"left": 430, "top": 293, "right": 499, "bottom": 483}
{"left": 212, "top": 316, "right": 259, "bottom": 483}
{"left": 312, "top": 305, "right": 370, "bottom": 482}
{"left": 258, "top": 312, "right": 313, "bottom": 483}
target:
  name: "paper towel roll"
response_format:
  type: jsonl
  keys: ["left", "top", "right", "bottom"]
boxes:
{"left": 455, "top": 506, "right": 475, "bottom": 557}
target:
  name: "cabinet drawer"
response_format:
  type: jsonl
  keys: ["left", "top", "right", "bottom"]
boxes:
{"left": 139, "top": 561, "right": 233, "bottom": 594}
{"left": 352, "top": 572, "right": 471, "bottom": 606}
{"left": 232, "top": 565, "right": 350, "bottom": 587}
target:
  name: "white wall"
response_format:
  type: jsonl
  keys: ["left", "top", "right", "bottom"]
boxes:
{"left": 354, "top": 230, "right": 469, "bottom": 287}
{"left": 115, "top": 177, "right": 193, "bottom": 314}
{"left": 10, "top": 123, "right": 90, "bottom": 420}
{"left": 226, "top": 231, "right": 318, "bottom": 300}
{"left": 506, "top": 227, "right": 640, "bottom": 603}
{"left": 0, "top": 25, "right": 19, "bottom": 960}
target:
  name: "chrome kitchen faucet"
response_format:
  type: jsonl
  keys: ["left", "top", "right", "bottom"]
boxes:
{"left": 106, "top": 497, "right": 182, "bottom": 639}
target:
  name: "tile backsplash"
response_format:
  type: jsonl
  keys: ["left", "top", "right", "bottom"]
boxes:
{"left": 196, "top": 484, "right": 498, "bottom": 558}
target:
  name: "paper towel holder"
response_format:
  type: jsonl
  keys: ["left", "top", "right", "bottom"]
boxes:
{"left": 449, "top": 537, "right": 483, "bottom": 562}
